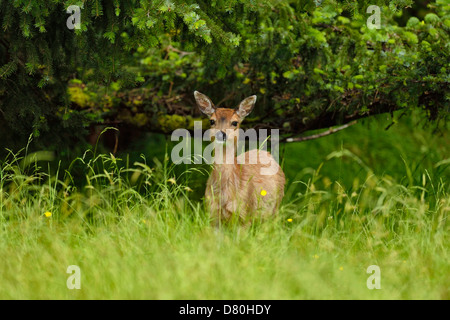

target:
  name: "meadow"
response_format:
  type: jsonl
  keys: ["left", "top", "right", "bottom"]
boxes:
{"left": 0, "top": 110, "right": 448, "bottom": 300}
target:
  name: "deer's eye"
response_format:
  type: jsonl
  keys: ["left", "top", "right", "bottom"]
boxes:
{"left": 210, "top": 120, "right": 215, "bottom": 126}
{"left": 231, "top": 121, "right": 238, "bottom": 127}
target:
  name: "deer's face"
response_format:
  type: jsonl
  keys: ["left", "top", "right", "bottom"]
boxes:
{"left": 208, "top": 108, "right": 241, "bottom": 144}
{"left": 194, "top": 91, "right": 257, "bottom": 145}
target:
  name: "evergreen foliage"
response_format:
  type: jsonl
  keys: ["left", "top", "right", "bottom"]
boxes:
{"left": 0, "top": 0, "right": 448, "bottom": 150}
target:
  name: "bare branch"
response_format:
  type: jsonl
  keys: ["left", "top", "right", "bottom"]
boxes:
{"left": 284, "top": 121, "right": 357, "bottom": 143}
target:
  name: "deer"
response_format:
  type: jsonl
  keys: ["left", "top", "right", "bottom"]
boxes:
{"left": 194, "top": 91, "right": 285, "bottom": 225}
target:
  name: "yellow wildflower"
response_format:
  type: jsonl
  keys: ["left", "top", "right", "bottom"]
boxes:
{"left": 44, "top": 211, "right": 52, "bottom": 218}
{"left": 260, "top": 189, "right": 267, "bottom": 196}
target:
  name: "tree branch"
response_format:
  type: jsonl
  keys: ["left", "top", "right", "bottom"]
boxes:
{"left": 284, "top": 121, "right": 357, "bottom": 143}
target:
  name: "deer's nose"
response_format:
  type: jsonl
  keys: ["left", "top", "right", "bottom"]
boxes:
{"left": 216, "top": 131, "right": 227, "bottom": 142}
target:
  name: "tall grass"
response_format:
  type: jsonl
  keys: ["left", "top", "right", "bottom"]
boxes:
{"left": 0, "top": 134, "right": 448, "bottom": 299}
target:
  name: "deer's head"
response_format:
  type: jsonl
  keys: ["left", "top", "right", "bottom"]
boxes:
{"left": 194, "top": 91, "right": 257, "bottom": 145}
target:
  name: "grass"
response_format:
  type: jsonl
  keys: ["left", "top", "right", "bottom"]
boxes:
{"left": 0, "top": 111, "right": 448, "bottom": 299}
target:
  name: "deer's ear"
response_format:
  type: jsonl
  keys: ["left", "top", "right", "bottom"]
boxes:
{"left": 236, "top": 95, "right": 257, "bottom": 119}
{"left": 194, "top": 91, "right": 215, "bottom": 117}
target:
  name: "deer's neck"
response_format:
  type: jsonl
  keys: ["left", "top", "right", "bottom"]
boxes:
{"left": 212, "top": 144, "right": 239, "bottom": 182}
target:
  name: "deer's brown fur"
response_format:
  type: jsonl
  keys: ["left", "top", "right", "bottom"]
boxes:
{"left": 195, "top": 91, "right": 285, "bottom": 224}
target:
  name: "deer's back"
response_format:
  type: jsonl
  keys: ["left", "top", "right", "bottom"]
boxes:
{"left": 237, "top": 149, "right": 285, "bottom": 213}
{"left": 206, "top": 149, "right": 285, "bottom": 221}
